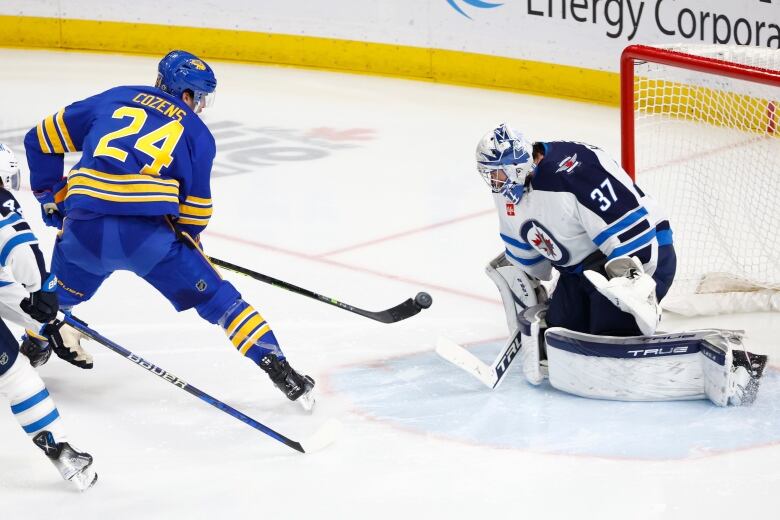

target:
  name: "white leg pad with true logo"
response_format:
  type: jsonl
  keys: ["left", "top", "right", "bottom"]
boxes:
{"left": 519, "top": 304, "right": 547, "bottom": 385}
{"left": 544, "top": 327, "right": 765, "bottom": 406}
{"left": 486, "top": 252, "right": 547, "bottom": 334}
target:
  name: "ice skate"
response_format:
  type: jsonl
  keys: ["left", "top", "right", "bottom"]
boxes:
{"left": 33, "top": 431, "right": 98, "bottom": 491}
{"left": 259, "top": 353, "right": 316, "bottom": 412}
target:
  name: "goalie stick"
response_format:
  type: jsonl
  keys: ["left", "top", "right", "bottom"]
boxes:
{"left": 59, "top": 314, "right": 341, "bottom": 454}
{"left": 435, "top": 324, "right": 524, "bottom": 390}
{"left": 208, "top": 256, "right": 433, "bottom": 324}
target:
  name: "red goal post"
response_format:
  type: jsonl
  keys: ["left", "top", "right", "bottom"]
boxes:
{"left": 619, "top": 44, "right": 780, "bottom": 316}
{"left": 621, "top": 44, "right": 780, "bottom": 180}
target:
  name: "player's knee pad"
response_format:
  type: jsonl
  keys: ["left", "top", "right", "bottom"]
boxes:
{"left": 486, "top": 252, "right": 548, "bottom": 333}
{"left": 519, "top": 304, "right": 548, "bottom": 386}
{"left": 194, "top": 281, "right": 242, "bottom": 324}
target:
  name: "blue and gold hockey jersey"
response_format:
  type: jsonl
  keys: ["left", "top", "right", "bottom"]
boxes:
{"left": 24, "top": 85, "right": 215, "bottom": 237}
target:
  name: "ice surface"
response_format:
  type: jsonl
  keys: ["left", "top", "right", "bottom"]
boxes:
{"left": 0, "top": 49, "right": 778, "bottom": 519}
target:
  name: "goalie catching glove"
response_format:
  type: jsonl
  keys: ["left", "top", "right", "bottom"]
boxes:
{"left": 583, "top": 256, "right": 660, "bottom": 336}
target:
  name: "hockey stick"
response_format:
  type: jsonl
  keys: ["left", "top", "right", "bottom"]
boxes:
{"left": 208, "top": 256, "right": 433, "bottom": 324}
{"left": 436, "top": 325, "right": 523, "bottom": 390}
{"left": 60, "top": 314, "right": 341, "bottom": 454}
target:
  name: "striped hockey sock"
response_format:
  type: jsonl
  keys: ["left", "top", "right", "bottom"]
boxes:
{"left": 0, "top": 357, "right": 67, "bottom": 441}
{"left": 220, "top": 300, "right": 282, "bottom": 364}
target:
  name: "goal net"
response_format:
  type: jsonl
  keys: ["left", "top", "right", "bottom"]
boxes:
{"left": 621, "top": 44, "right": 780, "bottom": 316}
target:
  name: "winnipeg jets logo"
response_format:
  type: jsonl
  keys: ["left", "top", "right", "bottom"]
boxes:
{"left": 531, "top": 229, "right": 555, "bottom": 256}
{"left": 519, "top": 220, "right": 570, "bottom": 264}
{"left": 556, "top": 154, "right": 580, "bottom": 174}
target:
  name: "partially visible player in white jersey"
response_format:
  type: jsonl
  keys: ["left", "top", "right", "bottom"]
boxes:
{"left": 0, "top": 144, "right": 97, "bottom": 491}
{"left": 475, "top": 124, "right": 767, "bottom": 407}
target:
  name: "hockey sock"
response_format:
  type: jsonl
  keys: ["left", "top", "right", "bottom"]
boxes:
{"left": 219, "top": 299, "right": 282, "bottom": 364}
{"left": 0, "top": 356, "right": 68, "bottom": 441}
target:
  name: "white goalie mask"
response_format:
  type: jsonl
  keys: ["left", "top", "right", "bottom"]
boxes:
{"left": 0, "top": 143, "right": 20, "bottom": 191}
{"left": 476, "top": 124, "right": 535, "bottom": 196}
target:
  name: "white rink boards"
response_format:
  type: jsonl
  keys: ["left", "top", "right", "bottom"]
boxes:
{"left": 0, "top": 49, "right": 778, "bottom": 520}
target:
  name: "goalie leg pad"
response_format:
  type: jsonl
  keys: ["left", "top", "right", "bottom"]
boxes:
{"left": 544, "top": 327, "right": 769, "bottom": 406}
{"left": 545, "top": 327, "right": 708, "bottom": 402}
{"left": 701, "top": 332, "right": 768, "bottom": 407}
{"left": 519, "top": 304, "right": 547, "bottom": 385}
{"left": 486, "top": 252, "right": 546, "bottom": 333}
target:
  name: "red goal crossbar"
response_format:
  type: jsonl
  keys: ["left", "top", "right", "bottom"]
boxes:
{"left": 620, "top": 44, "right": 780, "bottom": 179}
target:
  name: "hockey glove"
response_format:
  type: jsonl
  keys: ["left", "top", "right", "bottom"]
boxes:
{"left": 44, "top": 321, "right": 93, "bottom": 369}
{"left": 20, "top": 274, "right": 59, "bottom": 323}
{"left": 34, "top": 190, "right": 64, "bottom": 229}
{"left": 583, "top": 256, "right": 661, "bottom": 336}
{"left": 19, "top": 331, "right": 52, "bottom": 368}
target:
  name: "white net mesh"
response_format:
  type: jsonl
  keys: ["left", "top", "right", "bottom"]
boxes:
{"left": 631, "top": 44, "right": 780, "bottom": 309}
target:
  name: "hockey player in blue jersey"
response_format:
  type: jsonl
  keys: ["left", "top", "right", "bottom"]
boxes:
{"left": 474, "top": 123, "right": 767, "bottom": 406}
{"left": 0, "top": 144, "right": 97, "bottom": 490}
{"left": 23, "top": 50, "right": 315, "bottom": 410}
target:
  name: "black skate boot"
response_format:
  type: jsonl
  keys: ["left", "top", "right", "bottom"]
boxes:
{"left": 259, "top": 354, "right": 316, "bottom": 411}
{"left": 33, "top": 431, "right": 98, "bottom": 491}
{"left": 729, "top": 350, "right": 769, "bottom": 406}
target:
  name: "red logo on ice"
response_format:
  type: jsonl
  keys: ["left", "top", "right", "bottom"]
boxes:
{"left": 506, "top": 203, "right": 515, "bottom": 216}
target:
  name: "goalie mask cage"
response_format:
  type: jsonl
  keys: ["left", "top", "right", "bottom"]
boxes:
{"left": 620, "top": 44, "right": 780, "bottom": 315}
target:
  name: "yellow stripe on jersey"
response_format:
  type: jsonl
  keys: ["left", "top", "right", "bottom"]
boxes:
{"left": 176, "top": 216, "right": 209, "bottom": 227}
{"left": 55, "top": 109, "right": 76, "bottom": 152}
{"left": 54, "top": 184, "right": 68, "bottom": 204}
{"left": 226, "top": 307, "right": 253, "bottom": 337}
{"left": 65, "top": 189, "right": 180, "bottom": 204}
{"left": 238, "top": 324, "right": 271, "bottom": 355}
{"left": 44, "top": 114, "right": 65, "bottom": 153}
{"left": 36, "top": 122, "right": 51, "bottom": 154}
{"left": 68, "top": 174, "right": 180, "bottom": 195}
{"left": 74, "top": 168, "right": 180, "bottom": 187}
{"left": 184, "top": 195, "right": 212, "bottom": 206}
{"left": 179, "top": 203, "right": 212, "bottom": 217}
{"left": 230, "top": 314, "right": 264, "bottom": 349}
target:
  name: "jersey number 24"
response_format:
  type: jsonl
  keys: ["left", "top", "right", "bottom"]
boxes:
{"left": 94, "top": 106, "right": 184, "bottom": 176}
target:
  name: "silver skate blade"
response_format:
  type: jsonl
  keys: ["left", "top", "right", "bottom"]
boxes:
{"left": 70, "top": 466, "right": 98, "bottom": 492}
{"left": 299, "top": 418, "right": 342, "bottom": 453}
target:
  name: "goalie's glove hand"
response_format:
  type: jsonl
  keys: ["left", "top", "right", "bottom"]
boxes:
{"left": 583, "top": 256, "right": 660, "bottom": 336}
{"left": 20, "top": 274, "right": 59, "bottom": 323}
{"left": 44, "top": 321, "right": 93, "bottom": 369}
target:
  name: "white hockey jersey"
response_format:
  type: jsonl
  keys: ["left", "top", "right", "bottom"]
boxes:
{"left": 0, "top": 189, "right": 50, "bottom": 330}
{"left": 495, "top": 141, "right": 672, "bottom": 281}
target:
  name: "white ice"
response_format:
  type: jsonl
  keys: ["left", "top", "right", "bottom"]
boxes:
{"left": 0, "top": 49, "right": 778, "bottom": 519}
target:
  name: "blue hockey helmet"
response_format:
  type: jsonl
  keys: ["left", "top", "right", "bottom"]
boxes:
{"left": 156, "top": 50, "right": 217, "bottom": 111}
{"left": 476, "top": 123, "right": 535, "bottom": 196}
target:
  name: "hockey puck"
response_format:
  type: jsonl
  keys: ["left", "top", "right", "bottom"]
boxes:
{"left": 414, "top": 292, "right": 433, "bottom": 309}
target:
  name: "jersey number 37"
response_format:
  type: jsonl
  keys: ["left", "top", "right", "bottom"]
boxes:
{"left": 590, "top": 178, "right": 618, "bottom": 211}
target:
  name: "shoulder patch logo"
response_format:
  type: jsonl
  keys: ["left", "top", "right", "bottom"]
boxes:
{"left": 556, "top": 154, "right": 581, "bottom": 174}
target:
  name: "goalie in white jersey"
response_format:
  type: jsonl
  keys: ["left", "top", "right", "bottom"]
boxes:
{"left": 0, "top": 144, "right": 97, "bottom": 490}
{"left": 475, "top": 124, "right": 767, "bottom": 407}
